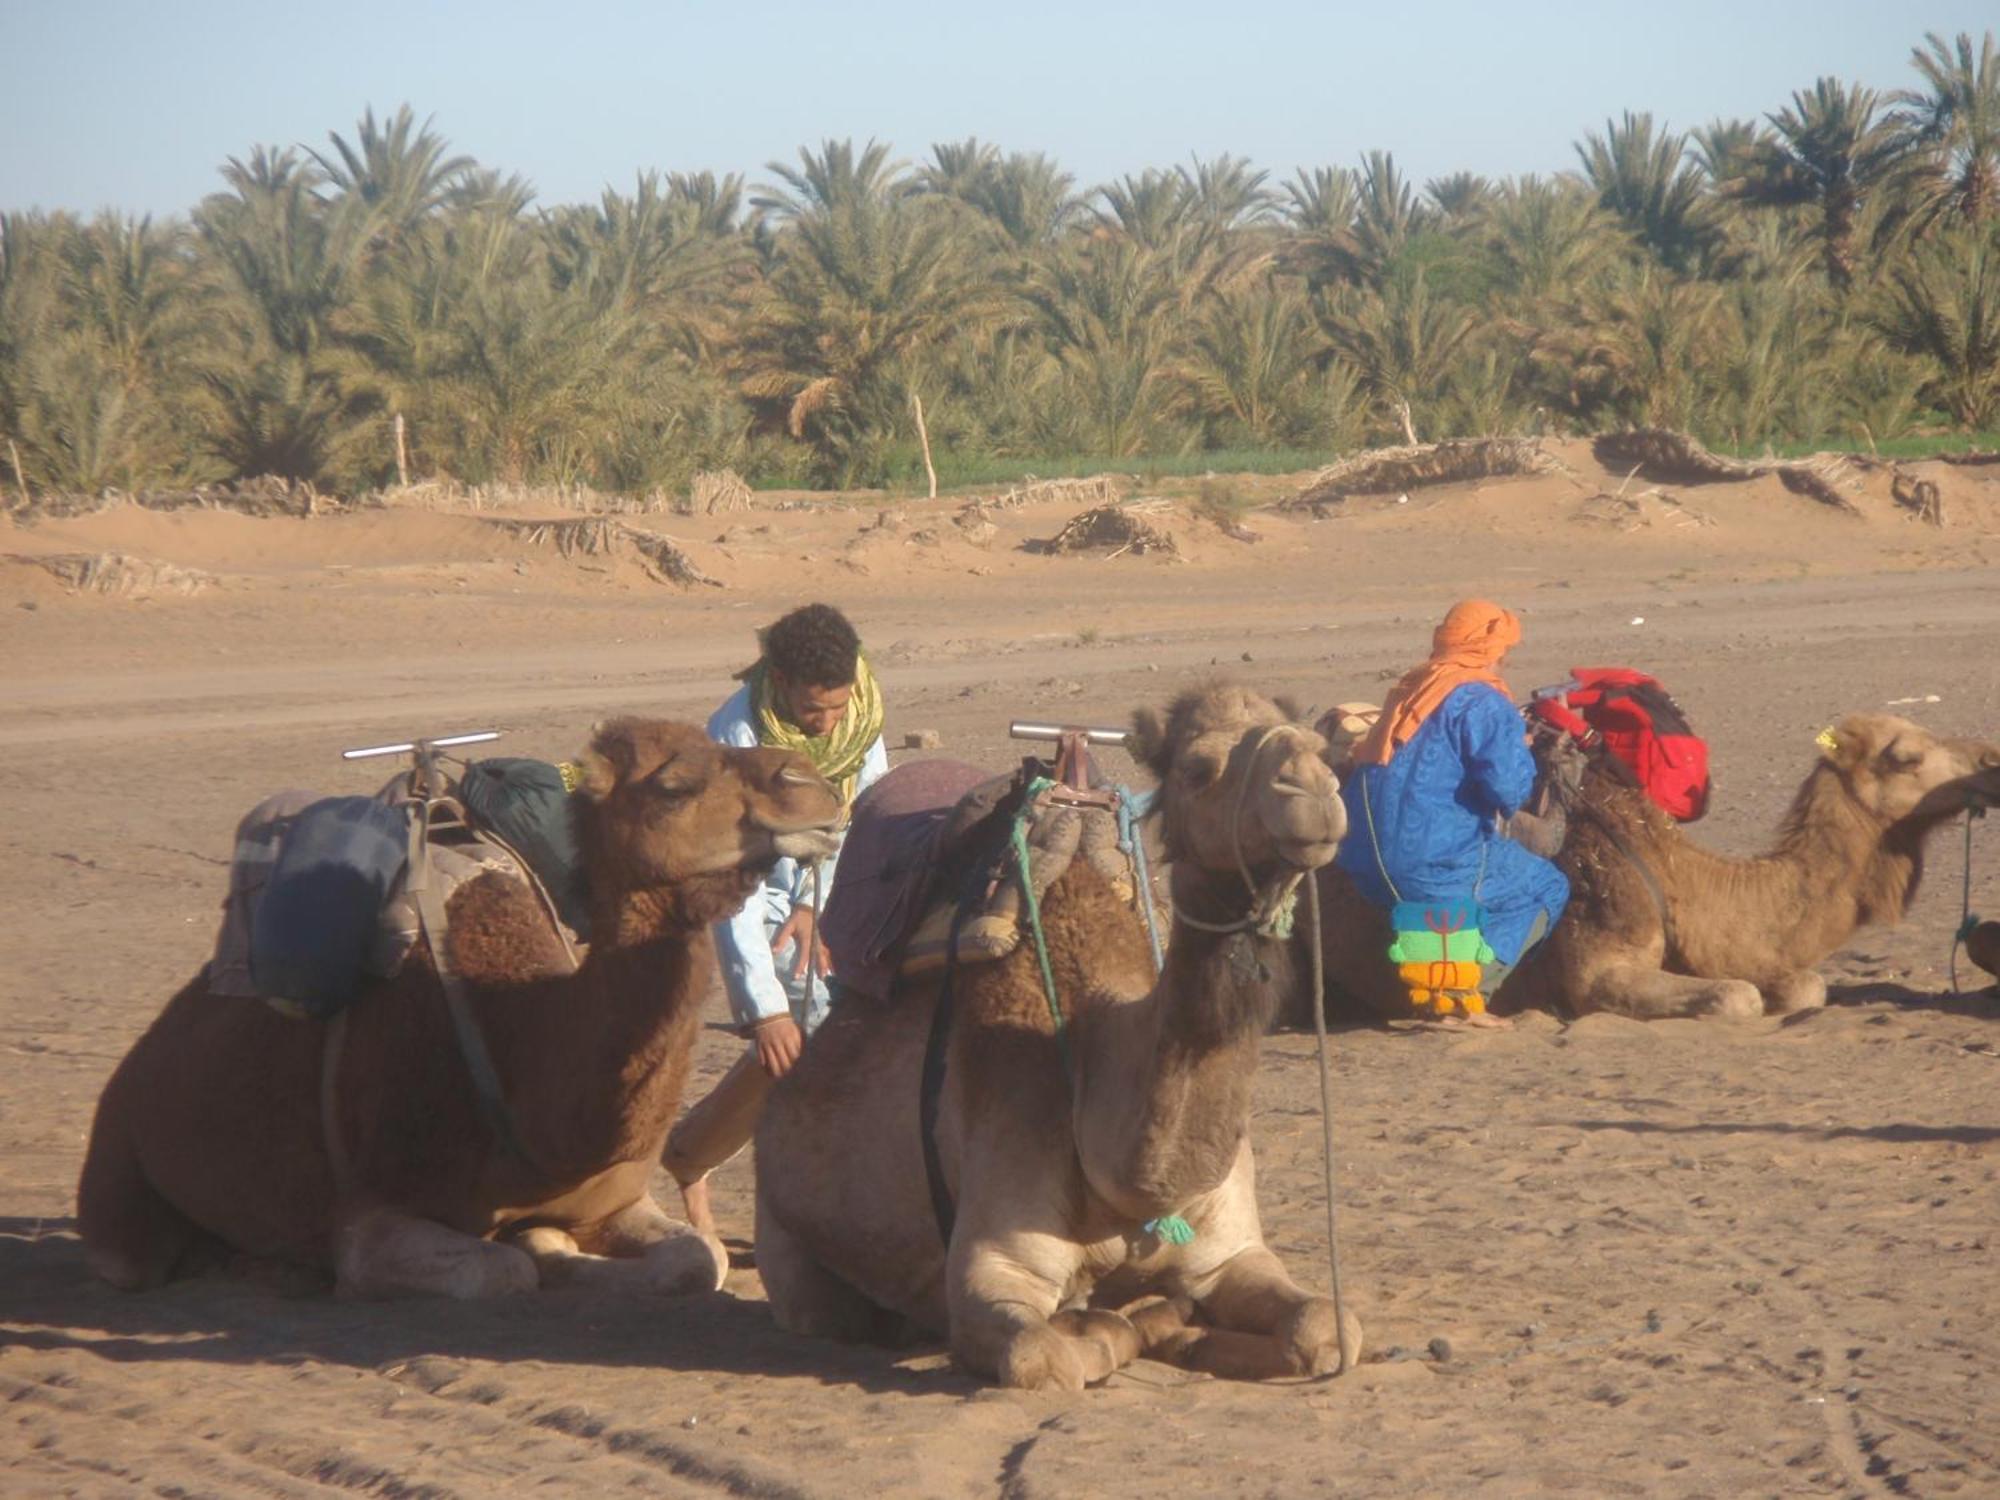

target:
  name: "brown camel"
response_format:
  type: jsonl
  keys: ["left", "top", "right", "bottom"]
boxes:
{"left": 753, "top": 684, "right": 1362, "bottom": 1390}
{"left": 78, "top": 719, "right": 842, "bottom": 1298}
{"left": 1969, "top": 921, "right": 2000, "bottom": 985}
{"left": 1310, "top": 713, "right": 2000, "bottom": 1022}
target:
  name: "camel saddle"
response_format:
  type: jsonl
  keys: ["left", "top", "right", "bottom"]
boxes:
{"left": 208, "top": 773, "right": 580, "bottom": 1021}
{"left": 820, "top": 758, "right": 1138, "bottom": 1004}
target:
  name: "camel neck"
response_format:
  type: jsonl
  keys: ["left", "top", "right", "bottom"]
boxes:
{"left": 1071, "top": 864, "right": 1283, "bottom": 1222}
{"left": 485, "top": 892, "right": 715, "bottom": 1175}
{"left": 1769, "top": 770, "right": 1924, "bottom": 935}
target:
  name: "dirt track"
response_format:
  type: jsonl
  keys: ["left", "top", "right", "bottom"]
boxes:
{"left": 3, "top": 447, "right": 1998, "bottom": 1496}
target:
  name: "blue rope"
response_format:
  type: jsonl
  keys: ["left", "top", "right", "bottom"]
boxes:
{"left": 1116, "top": 785, "right": 1164, "bottom": 974}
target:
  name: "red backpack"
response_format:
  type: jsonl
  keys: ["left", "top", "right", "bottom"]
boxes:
{"left": 1526, "top": 667, "right": 1711, "bottom": 822}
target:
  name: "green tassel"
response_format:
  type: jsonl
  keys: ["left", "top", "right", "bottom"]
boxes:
{"left": 1145, "top": 1215, "right": 1195, "bottom": 1245}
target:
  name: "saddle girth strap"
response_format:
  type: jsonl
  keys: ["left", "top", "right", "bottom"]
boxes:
{"left": 407, "top": 800, "right": 545, "bottom": 1172}
{"left": 917, "top": 782, "right": 1037, "bottom": 1248}
{"left": 1582, "top": 803, "right": 1674, "bottom": 950}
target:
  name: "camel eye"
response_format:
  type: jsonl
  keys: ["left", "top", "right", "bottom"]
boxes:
{"left": 1179, "top": 752, "right": 1223, "bottom": 790}
{"left": 1878, "top": 741, "right": 1924, "bottom": 772}
{"left": 650, "top": 762, "right": 704, "bottom": 801}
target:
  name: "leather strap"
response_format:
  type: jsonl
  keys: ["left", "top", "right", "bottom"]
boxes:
{"left": 408, "top": 799, "right": 544, "bottom": 1172}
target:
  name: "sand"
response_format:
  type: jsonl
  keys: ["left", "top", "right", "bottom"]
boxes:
{"left": 2, "top": 441, "right": 1997, "bottom": 1496}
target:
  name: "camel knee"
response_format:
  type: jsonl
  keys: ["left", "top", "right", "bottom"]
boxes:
{"left": 1116, "top": 1293, "right": 1194, "bottom": 1353}
{"left": 1699, "top": 981, "right": 1764, "bottom": 1020}
{"left": 1048, "top": 1307, "right": 1143, "bottom": 1371}
{"left": 1278, "top": 1295, "right": 1361, "bottom": 1376}
{"left": 990, "top": 1322, "right": 1093, "bottom": 1392}
{"left": 640, "top": 1229, "right": 727, "bottom": 1295}
{"left": 334, "top": 1211, "right": 539, "bottom": 1299}
{"left": 1764, "top": 971, "right": 1826, "bottom": 1014}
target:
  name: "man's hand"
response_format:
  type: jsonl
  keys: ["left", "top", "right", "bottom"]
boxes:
{"left": 772, "top": 904, "right": 832, "bottom": 981}
{"left": 751, "top": 1014, "right": 804, "bottom": 1079}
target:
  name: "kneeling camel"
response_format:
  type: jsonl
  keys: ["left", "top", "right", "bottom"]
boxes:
{"left": 755, "top": 684, "right": 1360, "bottom": 1390}
{"left": 1310, "top": 713, "right": 2000, "bottom": 1021}
{"left": 79, "top": 719, "right": 841, "bottom": 1298}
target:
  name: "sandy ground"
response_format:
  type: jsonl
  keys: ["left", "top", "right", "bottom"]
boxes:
{"left": 3, "top": 443, "right": 1998, "bottom": 1497}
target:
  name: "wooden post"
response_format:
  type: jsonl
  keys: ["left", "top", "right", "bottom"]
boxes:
{"left": 393, "top": 412, "right": 410, "bottom": 487}
{"left": 6, "top": 437, "right": 27, "bottom": 511}
{"left": 910, "top": 391, "right": 937, "bottom": 500}
{"left": 1396, "top": 399, "right": 1418, "bottom": 447}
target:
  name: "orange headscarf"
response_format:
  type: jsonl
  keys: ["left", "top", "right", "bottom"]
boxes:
{"left": 1354, "top": 600, "right": 1522, "bottom": 766}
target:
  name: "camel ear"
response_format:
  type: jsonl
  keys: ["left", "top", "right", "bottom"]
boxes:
{"left": 1128, "top": 707, "right": 1171, "bottom": 779}
{"left": 570, "top": 747, "right": 617, "bottom": 800}
{"left": 1273, "top": 693, "right": 1305, "bottom": 722}
{"left": 580, "top": 718, "right": 641, "bottom": 794}
{"left": 1817, "top": 721, "right": 1864, "bottom": 771}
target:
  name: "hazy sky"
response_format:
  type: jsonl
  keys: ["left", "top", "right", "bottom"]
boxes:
{"left": 4, "top": 1, "right": 1993, "bottom": 217}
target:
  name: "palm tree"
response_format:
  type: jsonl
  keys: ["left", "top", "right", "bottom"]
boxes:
{"left": 1094, "top": 169, "right": 1196, "bottom": 252}
{"left": 310, "top": 105, "right": 474, "bottom": 251}
{"left": 961, "top": 152, "right": 1081, "bottom": 249}
{"left": 1871, "top": 223, "right": 2000, "bottom": 427}
{"left": 1484, "top": 175, "right": 1622, "bottom": 304}
{"left": 1177, "top": 152, "right": 1277, "bottom": 235}
{"left": 741, "top": 140, "right": 1006, "bottom": 478}
{"left": 1175, "top": 275, "right": 1318, "bottom": 444}
{"left": 1735, "top": 79, "right": 1903, "bottom": 291}
{"left": 1318, "top": 267, "right": 1479, "bottom": 440}
{"left": 1889, "top": 30, "right": 2000, "bottom": 228}
{"left": 544, "top": 171, "right": 733, "bottom": 315}
{"left": 1559, "top": 265, "right": 1724, "bottom": 429}
{"left": 194, "top": 147, "right": 378, "bottom": 483}
{"left": 1026, "top": 238, "right": 1183, "bottom": 456}
{"left": 1692, "top": 118, "right": 1767, "bottom": 191}
{"left": 1278, "top": 166, "right": 1359, "bottom": 291}
{"left": 1575, "top": 112, "right": 1717, "bottom": 272}
{"left": 916, "top": 138, "right": 1000, "bottom": 200}
{"left": 752, "top": 138, "right": 909, "bottom": 221}
{"left": 1424, "top": 172, "right": 1494, "bottom": 227}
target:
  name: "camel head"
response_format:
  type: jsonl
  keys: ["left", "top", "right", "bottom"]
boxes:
{"left": 571, "top": 718, "right": 843, "bottom": 919}
{"left": 1129, "top": 683, "right": 1346, "bottom": 882}
{"left": 1816, "top": 714, "right": 2000, "bottom": 828}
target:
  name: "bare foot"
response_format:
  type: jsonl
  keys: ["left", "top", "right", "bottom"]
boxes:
{"left": 678, "top": 1175, "right": 717, "bottom": 1237}
{"left": 1414, "top": 1011, "right": 1513, "bottom": 1032}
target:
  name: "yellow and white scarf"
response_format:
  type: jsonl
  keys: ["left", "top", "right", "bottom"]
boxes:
{"left": 744, "top": 652, "right": 884, "bottom": 806}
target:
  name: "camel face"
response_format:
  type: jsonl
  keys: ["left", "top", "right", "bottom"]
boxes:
{"left": 1822, "top": 714, "right": 2000, "bottom": 826}
{"left": 575, "top": 718, "right": 843, "bottom": 889}
{"left": 1133, "top": 684, "right": 1346, "bottom": 874}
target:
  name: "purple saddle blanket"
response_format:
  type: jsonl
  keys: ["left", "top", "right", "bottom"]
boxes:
{"left": 821, "top": 759, "right": 994, "bottom": 1002}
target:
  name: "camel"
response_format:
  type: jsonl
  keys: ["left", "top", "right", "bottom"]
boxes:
{"left": 78, "top": 719, "right": 843, "bottom": 1299}
{"left": 1969, "top": 921, "right": 2000, "bottom": 985}
{"left": 1308, "top": 713, "right": 2000, "bottom": 1022}
{"left": 753, "top": 684, "right": 1362, "bottom": 1390}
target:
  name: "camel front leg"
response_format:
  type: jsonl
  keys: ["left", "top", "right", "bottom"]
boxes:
{"left": 1581, "top": 954, "right": 1763, "bottom": 1021}
{"left": 1163, "top": 1245, "right": 1360, "bottom": 1379}
{"left": 508, "top": 1215, "right": 726, "bottom": 1297}
{"left": 1762, "top": 969, "right": 1827, "bottom": 1014}
{"left": 950, "top": 1233, "right": 1141, "bottom": 1391}
{"left": 1155, "top": 1147, "right": 1360, "bottom": 1379}
{"left": 333, "top": 1205, "right": 538, "bottom": 1299}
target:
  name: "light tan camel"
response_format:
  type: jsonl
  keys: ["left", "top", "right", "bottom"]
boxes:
{"left": 78, "top": 719, "right": 842, "bottom": 1298}
{"left": 1310, "top": 713, "right": 2000, "bottom": 1022}
{"left": 754, "top": 684, "right": 1361, "bottom": 1390}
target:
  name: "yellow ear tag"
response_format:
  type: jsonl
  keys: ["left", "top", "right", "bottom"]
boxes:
{"left": 1815, "top": 727, "right": 1839, "bottom": 754}
{"left": 557, "top": 760, "right": 585, "bottom": 793}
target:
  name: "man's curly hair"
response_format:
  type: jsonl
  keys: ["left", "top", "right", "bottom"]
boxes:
{"left": 763, "top": 603, "right": 860, "bottom": 688}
